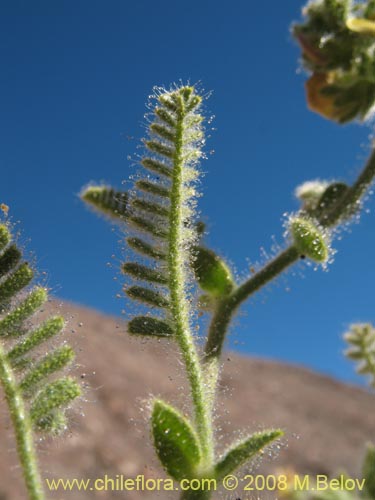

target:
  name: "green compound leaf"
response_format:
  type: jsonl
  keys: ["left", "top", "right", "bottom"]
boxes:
{"left": 289, "top": 216, "right": 329, "bottom": 263}
{"left": 0, "top": 221, "right": 81, "bottom": 499}
{"left": 120, "top": 86, "right": 205, "bottom": 332}
{"left": 81, "top": 185, "right": 129, "bottom": 222}
{"left": 215, "top": 429, "right": 283, "bottom": 480}
{"left": 0, "top": 222, "right": 80, "bottom": 433}
{"left": 128, "top": 316, "right": 174, "bottom": 337}
{"left": 344, "top": 323, "right": 375, "bottom": 387}
{"left": 151, "top": 399, "right": 201, "bottom": 481}
{"left": 362, "top": 444, "right": 375, "bottom": 499}
{"left": 192, "top": 246, "right": 235, "bottom": 298}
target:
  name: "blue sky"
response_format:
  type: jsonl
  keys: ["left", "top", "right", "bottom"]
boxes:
{"left": 1, "top": 0, "right": 374, "bottom": 385}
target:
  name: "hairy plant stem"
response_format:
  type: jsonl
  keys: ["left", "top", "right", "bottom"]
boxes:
{"left": 204, "top": 145, "right": 375, "bottom": 367}
{"left": 320, "top": 146, "right": 375, "bottom": 227}
{"left": 0, "top": 344, "right": 44, "bottom": 500}
{"left": 204, "top": 246, "right": 300, "bottom": 362}
{"left": 169, "top": 95, "right": 213, "bottom": 469}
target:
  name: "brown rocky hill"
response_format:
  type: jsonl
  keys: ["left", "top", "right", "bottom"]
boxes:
{"left": 1, "top": 302, "right": 375, "bottom": 499}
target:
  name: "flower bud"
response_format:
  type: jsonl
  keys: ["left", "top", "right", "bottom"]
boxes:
{"left": 289, "top": 216, "right": 329, "bottom": 263}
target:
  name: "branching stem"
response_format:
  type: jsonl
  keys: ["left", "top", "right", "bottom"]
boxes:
{"left": 320, "top": 146, "right": 375, "bottom": 227}
{"left": 204, "top": 145, "right": 375, "bottom": 364}
{"left": 204, "top": 246, "right": 300, "bottom": 361}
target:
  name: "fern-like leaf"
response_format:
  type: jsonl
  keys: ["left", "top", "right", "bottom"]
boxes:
{"left": 81, "top": 185, "right": 129, "bottom": 222}
{"left": 0, "top": 223, "right": 81, "bottom": 436}
{"left": 344, "top": 323, "right": 375, "bottom": 387}
{"left": 121, "top": 86, "right": 216, "bottom": 471}
{"left": 118, "top": 85, "right": 204, "bottom": 338}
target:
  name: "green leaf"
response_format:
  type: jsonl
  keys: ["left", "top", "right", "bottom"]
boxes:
{"left": 192, "top": 246, "right": 235, "bottom": 298}
{"left": 122, "top": 262, "right": 168, "bottom": 284}
{"left": 145, "top": 140, "right": 175, "bottom": 158}
{"left": 7, "top": 316, "right": 65, "bottom": 361}
{"left": 362, "top": 444, "right": 375, "bottom": 499}
{"left": 20, "top": 345, "right": 75, "bottom": 397}
{"left": 126, "top": 237, "right": 166, "bottom": 261}
{"left": 81, "top": 185, "right": 129, "bottom": 221}
{"left": 0, "top": 263, "right": 34, "bottom": 306}
{"left": 151, "top": 400, "right": 201, "bottom": 481}
{"left": 155, "top": 106, "right": 176, "bottom": 127}
{"left": 128, "top": 316, "right": 174, "bottom": 337}
{"left": 159, "top": 94, "right": 179, "bottom": 112}
{"left": 215, "top": 429, "right": 283, "bottom": 480}
{"left": 0, "top": 287, "right": 47, "bottom": 337}
{"left": 136, "top": 180, "right": 170, "bottom": 198}
{"left": 126, "top": 286, "right": 169, "bottom": 308}
{"left": 131, "top": 197, "right": 169, "bottom": 217}
{"left": 128, "top": 214, "right": 168, "bottom": 238}
{"left": 150, "top": 124, "right": 176, "bottom": 143}
{"left": 0, "top": 245, "right": 22, "bottom": 278}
